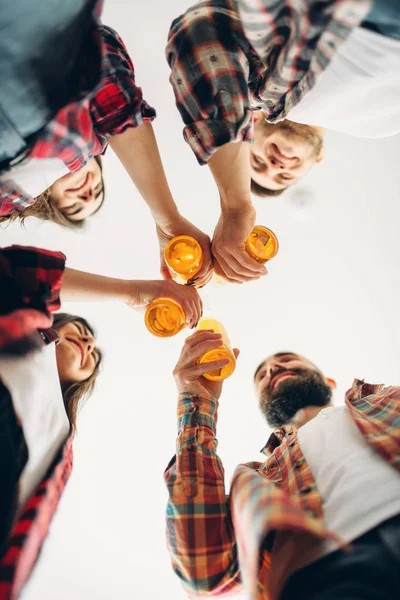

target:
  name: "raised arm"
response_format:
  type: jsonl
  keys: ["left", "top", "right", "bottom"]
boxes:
{"left": 89, "top": 25, "right": 213, "bottom": 286}
{"left": 165, "top": 330, "right": 243, "bottom": 596}
{"left": 166, "top": 1, "right": 266, "bottom": 283}
{"left": 60, "top": 267, "right": 202, "bottom": 326}
{"left": 108, "top": 123, "right": 213, "bottom": 285}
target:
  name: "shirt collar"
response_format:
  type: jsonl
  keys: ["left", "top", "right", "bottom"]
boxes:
{"left": 260, "top": 378, "right": 387, "bottom": 456}
{"left": 260, "top": 425, "right": 296, "bottom": 456}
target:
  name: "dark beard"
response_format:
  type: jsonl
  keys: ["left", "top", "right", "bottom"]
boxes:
{"left": 260, "top": 370, "right": 332, "bottom": 428}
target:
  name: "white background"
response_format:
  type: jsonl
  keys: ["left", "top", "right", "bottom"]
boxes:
{"left": 1, "top": 1, "right": 400, "bottom": 599}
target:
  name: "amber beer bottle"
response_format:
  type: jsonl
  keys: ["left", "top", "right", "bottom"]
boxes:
{"left": 164, "top": 235, "right": 203, "bottom": 284}
{"left": 145, "top": 227, "right": 279, "bottom": 337}
{"left": 145, "top": 298, "right": 186, "bottom": 338}
{"left": 196, "top": 317, "right": 236, "bottom": 381}
{"left": 245, "top": 225, "right": 279, "bottom": 263}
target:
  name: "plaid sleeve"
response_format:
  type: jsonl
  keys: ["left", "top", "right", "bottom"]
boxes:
{"left": 0, "top": 183, "right": 35, "bottom": 218}
{"left": 166, "top": 0, "right": 254, "bottom": 165}
{"left": 90, "top": 25, "right": 156, "bottom": 140}
{"left": 0, "top": 246, "right": 65, "bottom": 354}
{"left": 164, "top": 393, "right": 243, "bottom": 596}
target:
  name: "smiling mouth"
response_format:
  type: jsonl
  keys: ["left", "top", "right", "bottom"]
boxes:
{"left": 271, "top": 143, "right": 297, "bottom": 163}
{"left": 66, "top": 173, "right": 89, "bottom": 193}
{"left": 68, "top": 338, "right": 85, "bottom": 366}
{"left": 270, "top": 371, "right": 297, "bottom": 391}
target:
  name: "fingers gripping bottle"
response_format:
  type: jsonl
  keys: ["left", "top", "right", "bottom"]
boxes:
{"left": 145, "top": 298, "right": 186, "bottom": 337}
{"left": 245, "top": 225, "right": 279, "bottom": 263}
{"left": 164, "top": 236, "right": 203, "bottom": 284}
{"left": 196, "top": 316, "right": 236, "bottom": 381}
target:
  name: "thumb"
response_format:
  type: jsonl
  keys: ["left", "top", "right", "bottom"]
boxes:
{"left": 233, "top": 348, "right": 240, "bottom": 359}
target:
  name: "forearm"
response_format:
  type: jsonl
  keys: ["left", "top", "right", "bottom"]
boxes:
{"left": 164, "top": 394, "right": 241, "bottom": 595}
{"left": 109, "top": 123, "right": 179, "bottom": 226}
{"left": 60, "top": 268, "right": 130, "bottom": 303}
{"left": 208, "top": 141, "right": 254, "bottom": 214}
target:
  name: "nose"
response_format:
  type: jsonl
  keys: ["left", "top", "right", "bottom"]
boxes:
{"left": 80, "top": 334, "right": 95, "bottom": 353}
{"left": 263, "top": 358, "right": 286, "bottom": 385}
{"left": 267, "top": 155, "right": 286, "bottom": 172}
{"left": 79, "top": 186, "right": 94, "bottom": 202}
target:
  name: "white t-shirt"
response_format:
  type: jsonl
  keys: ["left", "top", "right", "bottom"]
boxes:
{"left": 297, "top": 405, "right": 400, "bottom": 561}
{"left": 0, "top": 343, "right": 70, "bottom": 510}
{"left": 287, "top": 27, "right": 400, "bottom": 138}
{"left": 0, "top": 158, "right": 69, "bottom": 198}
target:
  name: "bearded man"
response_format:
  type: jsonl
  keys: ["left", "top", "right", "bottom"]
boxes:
{"left": 164, "top": 330, "right": 400, "bottom": 599}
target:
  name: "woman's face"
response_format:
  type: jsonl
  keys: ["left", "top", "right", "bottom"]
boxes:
{"left": 50, "top": 158, "right": 104, "bottom": 221}
{"left": 55, "top": 321, "right": 100, "bottom": 386}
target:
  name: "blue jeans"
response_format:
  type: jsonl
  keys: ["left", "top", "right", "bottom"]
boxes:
{"left": 362, "top": 0, "right": 400, "bottom": 40}
{"left": 0, "top": 0, "right": 100, "bottom": 169}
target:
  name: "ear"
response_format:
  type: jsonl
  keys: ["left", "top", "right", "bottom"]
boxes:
{"left": 326, "top": 377, "right": 336, "bottom": 390}
{"left": 316, "top": 146, "right": 325, "bottom": 163}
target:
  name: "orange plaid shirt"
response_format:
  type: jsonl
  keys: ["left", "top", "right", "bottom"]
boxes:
{"left": 164, "top": 380, "right": 400, "bottom": 600}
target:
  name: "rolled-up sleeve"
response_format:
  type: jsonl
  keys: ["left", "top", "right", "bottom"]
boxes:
{"left": 166, "top": 0, "right": 254, "bottom": 165}
{"left": 90, "top": 25, "right": 156, "bottom": 139}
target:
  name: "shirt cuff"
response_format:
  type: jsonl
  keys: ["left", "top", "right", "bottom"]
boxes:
{"left": 0, "top": 246, "right": 66, "bottom": 354}
{"left": 177, "top": 393, "right": 219, "bottom": 434}
{"left": 183, "top": 109, "right": 254, "bottom": 165}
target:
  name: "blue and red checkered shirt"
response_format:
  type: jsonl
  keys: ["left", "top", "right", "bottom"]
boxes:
{"left": 0, "top": 23, "right": 156, "bottom": 218}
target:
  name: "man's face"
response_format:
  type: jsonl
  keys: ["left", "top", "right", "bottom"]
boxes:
{"left": 250, "top": 115, "right": 325, "bottom": 192}
{"left": 254, "top": 352, "right": 332, "bottom": 427}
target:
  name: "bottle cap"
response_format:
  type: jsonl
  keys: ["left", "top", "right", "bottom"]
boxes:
{"left": 245, "top": 226, "right": 279, "bottom": 263}
{"left": 164, "top": 236, "right": 203, "bottom": 280}
{"left": 145, "top": 298, "right": 186, "bottom": 337}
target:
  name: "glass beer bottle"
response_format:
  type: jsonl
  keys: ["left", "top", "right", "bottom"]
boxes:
{"left": 196, "top": 317, "right": 236, "bottom": 381}
{"left": 145, "top": 298, "right": 186, "bottom": 337}
{"left": 164, "top": 235, "right": 203, "bottom": 284}
{"left": 245, "top": 225, "right": 279, "bottom": 263}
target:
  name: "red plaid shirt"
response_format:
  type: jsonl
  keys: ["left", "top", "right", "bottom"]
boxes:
{"left": 0, "top": 23, "right": 156, "bottom": 218}
{"left": 166, "top": 0, "right": 371, "bottom": 164}
{"left": 0, "top": 246, "right": 73, "bottom": 600}
{"left": 164, "top": 382, "right": 400, "bottom": 600}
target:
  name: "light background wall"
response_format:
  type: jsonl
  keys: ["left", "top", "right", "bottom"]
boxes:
{"left": 1, "top": 1, "right": 400, "bottom": 598}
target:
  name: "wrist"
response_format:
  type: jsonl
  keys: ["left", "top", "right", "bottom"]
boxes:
{"left": 177, "top": 393, "right": 219, "bottom": 429}
{"left": 220, "top": 195, "right": 254, "bottom": 216}
{"left": 152, "top": 204, "right": 180, "bottom": 229}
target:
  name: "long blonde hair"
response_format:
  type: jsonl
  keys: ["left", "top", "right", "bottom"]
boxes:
{"left": 52, "top": 313, "right": 103, "bottom": 430}
{"left": 0, "top": 156, "right": 103, "bottom": 228}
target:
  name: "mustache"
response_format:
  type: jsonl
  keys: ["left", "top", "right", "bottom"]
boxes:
{"left": 267, "top": 367, "right": 304, "bottom": 390}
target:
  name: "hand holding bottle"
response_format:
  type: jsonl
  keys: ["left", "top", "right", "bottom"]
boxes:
{"left": 156, "top": 214, "right": 214, "bottom": 286}
{"left": 124, "top": 279, "right": 202, "bottom": 326}
{"left": 173, "top": 329, "right": 240, "bottom": 400}
{"left": 211, "top": 206, "right": 267, "bottom": 284}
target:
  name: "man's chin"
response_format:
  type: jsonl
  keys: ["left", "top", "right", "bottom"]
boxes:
{"left": 260, "top": 371, "right": 332, "bottom": 428}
